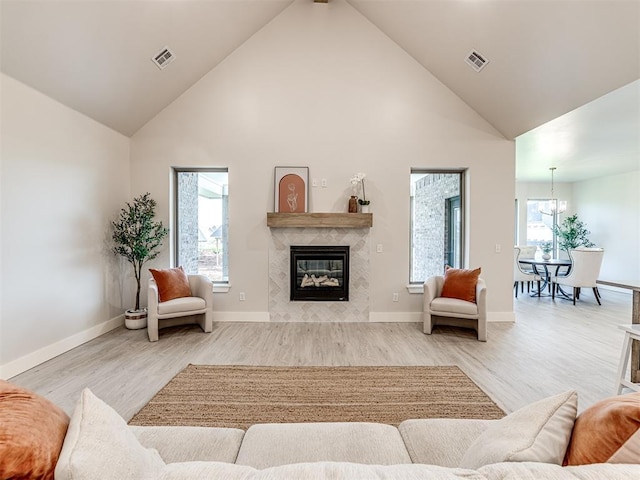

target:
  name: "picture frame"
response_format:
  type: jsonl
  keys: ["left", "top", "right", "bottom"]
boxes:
{"left": 274, "top": 167, "right": 309, "bottom": 213}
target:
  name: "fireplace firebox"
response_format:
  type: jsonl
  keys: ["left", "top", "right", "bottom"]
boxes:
{"left": 290, "top": 245, "right": 349, "bottom": 301}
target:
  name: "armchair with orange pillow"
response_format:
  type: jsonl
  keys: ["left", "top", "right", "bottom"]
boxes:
{"left": 423, "top": 267, "right": 487, "bottom": 341}
{"left": 147, "top": 267, "right": 213, "bottom": 342}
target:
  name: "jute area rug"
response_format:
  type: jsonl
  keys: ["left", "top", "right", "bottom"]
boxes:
{"left": 129, "top": 365, "right": 505, "bottom": 430}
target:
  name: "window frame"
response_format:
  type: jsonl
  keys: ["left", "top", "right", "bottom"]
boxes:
{"left": 409, "top": 169, "right": 466, "bottom": 284}
{"left": 172, "top": 167, "right": 230, "bottom": 289}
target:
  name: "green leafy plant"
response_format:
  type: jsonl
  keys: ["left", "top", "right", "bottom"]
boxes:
{"left": 540, "top": 241, "right": 553, "bottom": 255}
{"left": 553, "top": 214, "right": 595, "bottom": 253}
{"left": 112, "top": 193, "right": 168, "bottom": 311}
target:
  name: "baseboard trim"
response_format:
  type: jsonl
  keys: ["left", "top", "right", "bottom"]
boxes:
{"left": 369, "top": 312, "right": 422, "bottom": 322}
{"left": 214, "top": 312, "right": 271, "bottom": 322}
{"left": 0, "top": 315, "right": 124, "bottom": 380}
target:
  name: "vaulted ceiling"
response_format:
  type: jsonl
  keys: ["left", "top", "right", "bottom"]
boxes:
{"left": 2, "top": 0, "right": 638, "bottom": 181}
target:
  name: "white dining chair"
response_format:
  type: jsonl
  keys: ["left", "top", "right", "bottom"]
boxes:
{"left": 514, "top": 247, "right": 541, "bottom": 297}
{"left": 551, "top": 247, "right": 604, "bottom": 305}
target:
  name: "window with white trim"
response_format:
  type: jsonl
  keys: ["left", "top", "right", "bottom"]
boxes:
{"left": 174, "top": 168, "right": 229, "bottom": 283}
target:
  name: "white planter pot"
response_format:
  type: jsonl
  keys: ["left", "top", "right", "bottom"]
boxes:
{"left": 360, "top": 204, "right": 370, "bottom": 213}
{"left": 125, "top": 309, "right": 148, "bottom": 330}
{"left": 542, "top": 253, "right": 551, "bottom": 261}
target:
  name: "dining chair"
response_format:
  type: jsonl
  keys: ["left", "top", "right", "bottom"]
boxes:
{"left": 513, "top": 247, "right": 541, "bottom": 297}
{"left": 551, "top": 248, "right": 604, "bottom": 305}
{"left": 515, "top": 245, "right": 538, "bottom": 274}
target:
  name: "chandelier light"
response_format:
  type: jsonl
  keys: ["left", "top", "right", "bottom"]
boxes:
{"left": 539, "top": 167, "right": 567, "bottom": 216}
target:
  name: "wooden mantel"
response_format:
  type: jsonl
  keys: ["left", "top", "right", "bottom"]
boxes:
{"left": 267, "top": 212, "right": 372, "bottom": 228}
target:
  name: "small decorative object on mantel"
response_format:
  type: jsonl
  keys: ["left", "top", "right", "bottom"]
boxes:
{"left": 350, "top": 172, "right": 370, "bottom": 213}
{"left": 348, "top": 195, "right": 358, "bottom": 213}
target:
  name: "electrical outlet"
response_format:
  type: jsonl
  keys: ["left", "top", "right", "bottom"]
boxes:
{"left": 376, "top": 244, "right": 383, "bottom": 253}
{"left": 239, "top": 292, "right": 246, "bottom": 301}
{"left": 321, "top": 178, "right": 328, "bottom": 187}
{"left": 495, "top": 244, "right": 502, "bottom": 253}
{"left": 312, "top": 178, "right": 318, "bottom": 187}
{"left": 392, "top": 292, "right": 399, "bottom": 302}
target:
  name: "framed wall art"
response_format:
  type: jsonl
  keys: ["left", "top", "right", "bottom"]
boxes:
{"left": 274, "top": 167, "right": 309, "bottom": 213}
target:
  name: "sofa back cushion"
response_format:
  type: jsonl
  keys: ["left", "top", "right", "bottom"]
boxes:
{"left": 459, "top": 390, "right": 577, "bottom": 469}
{"left": 0, "top": 380, "right": 69, "bottom": 480}
{"left": 55, "top": 388, "right": 165, "bottom": 480}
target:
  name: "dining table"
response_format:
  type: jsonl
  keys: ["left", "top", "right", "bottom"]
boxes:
{"left": 518, "top": 257, "right": 572, "bottom": 297}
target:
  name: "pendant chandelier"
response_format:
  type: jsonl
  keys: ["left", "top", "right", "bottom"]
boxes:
{"left": 539, "top": 167, "right": 567, "bottom": 216}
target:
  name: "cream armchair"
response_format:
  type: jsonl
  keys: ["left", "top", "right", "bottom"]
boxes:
{"left": 423, "top": 276, "right": 487, "bottom": 341}
{"left": 147, "top": 274, "right": 213, "bottom": 342}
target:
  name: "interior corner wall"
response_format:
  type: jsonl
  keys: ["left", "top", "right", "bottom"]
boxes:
{"left": 0, "top": 74, "right": 131, "bottom": 378}
{"left": 130, "top": 0, "right": 515, "bottom": 321}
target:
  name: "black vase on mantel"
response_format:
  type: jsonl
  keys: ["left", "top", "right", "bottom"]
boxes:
{"left": 348, "top": 196, "right": 358, "bottom": 213}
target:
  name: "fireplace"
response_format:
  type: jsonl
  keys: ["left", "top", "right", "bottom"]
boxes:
{"left": 290, "top": 245, "right": 349, "bottom": 301}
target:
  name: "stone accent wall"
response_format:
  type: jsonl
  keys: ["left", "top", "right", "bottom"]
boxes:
{"left": 269, "top": 228, "right": 370, "bottom": 322}
{"left": 177, "top": 172, "right": 199, "bottom": 274}
{"left": 412, "top": 174, "right": 460, "bottom": 281}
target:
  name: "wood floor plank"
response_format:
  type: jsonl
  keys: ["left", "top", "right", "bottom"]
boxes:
{"left": 9, "top": 288, "right": 633, "bottom": 421}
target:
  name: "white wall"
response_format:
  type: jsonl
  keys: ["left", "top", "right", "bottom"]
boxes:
{"left": 0, "top": 74, "right": 131, "bottom": 378}
{"left": 574, "top": 171, "right": 640, "bottom": 283}
{"left": 130, "top": 0, "right": 515, "bottom": 320}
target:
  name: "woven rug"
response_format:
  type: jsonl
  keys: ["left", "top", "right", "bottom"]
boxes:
{"left": 129, "top": 364, "right": 504, "bottom": 429}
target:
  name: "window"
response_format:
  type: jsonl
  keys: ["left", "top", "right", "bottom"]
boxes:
{"left": 174, "top": 168, "right": 229, "bottom": 283}
{"left": 525, "top": 199, "right": 558, "bottom": 255}
{"left": 410, "top": 170, "right": 465, "bottom": 283}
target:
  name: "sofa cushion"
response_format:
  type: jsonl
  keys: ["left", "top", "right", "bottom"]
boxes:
{"left": 160, "top": 461, "right": 485, "bottom": 480}
{"left": 399, "top": 418, "right": 494, "bottom": 467}
{"left": 459, "top": 390, "right": 577, "bottom": 469}
{"left": 150, "top": 266, "right": 192, "bottom": 302}
{"left": 0, "top": 380, "right": 69, "bottom": 480}
{"left": 131, "top": 425, "right": 245, "bottom": 463}
{"left": 55, "top": 388, "right": 165, "bottom": 480}
{"left": 159, "top": 461, "right": 256, "bottom": 480}
{"left": 564, "top": 391, "right": 640, "bottom": 465}
{"left": 235, "top": 422, "right": 412, "bottom": 469}
{"left": 440, "top": 267, "right": 481, "bottom": 303}
{"left": 478, "top": 461, "right": 640, "bottom": 480}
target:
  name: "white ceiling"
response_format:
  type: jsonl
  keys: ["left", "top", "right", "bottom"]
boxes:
{"left": 1, "top": 0, "right": 639, "bottom": 182}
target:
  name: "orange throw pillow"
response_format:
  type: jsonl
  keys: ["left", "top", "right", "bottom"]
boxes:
{"left": 149, "top": 266, "right": 192, "bottom": 302}
{"left": 0, "top": 380, "right": 70, "bottom": 480}
{"left": 564, "top": 392, "right": 640, "bottom": 465}
{"left": 440, "top": 266, "right": 481, "bottom": 303}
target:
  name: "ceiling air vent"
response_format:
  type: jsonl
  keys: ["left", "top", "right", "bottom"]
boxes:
{"left": 151, "top": 46, "right": 176, "bottom": 70}
{"left": 465, "top": 50, "right": 488, "bottom": 72}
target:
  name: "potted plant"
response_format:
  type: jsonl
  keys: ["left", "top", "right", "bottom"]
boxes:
{"left": 553, "top": 214, "right": 595, "bottom": 254}
{"left": 540, "top": 241, "right": 553, "bottom": 260}
{"left": 112, "top": 193, "right": 168, "bottom": 329}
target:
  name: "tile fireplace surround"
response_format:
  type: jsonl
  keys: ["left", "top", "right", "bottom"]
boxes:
{"left": 268, "top": 226, "right": 370, "bottom": 322}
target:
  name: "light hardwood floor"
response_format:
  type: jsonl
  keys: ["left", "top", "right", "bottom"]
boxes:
{"left": 10, "top": 287, "right": 633, "bottom": 420}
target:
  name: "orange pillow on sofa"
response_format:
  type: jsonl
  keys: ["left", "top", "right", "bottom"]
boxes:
{"left": 564, "top": 391, "right": 640, "bottom": 465}
{"left": 0, "top": 380, "right": 70, "bottom": 480}
{"left": 149, "top": 266, "right": 192, "bottom": 302}
{"left": 440, "top": 266, "right": 481, "bottom": 303}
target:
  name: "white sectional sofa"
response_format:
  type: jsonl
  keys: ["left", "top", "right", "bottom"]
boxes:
{"left": 51, "top": 388, "right": 640, "bottom": 480}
